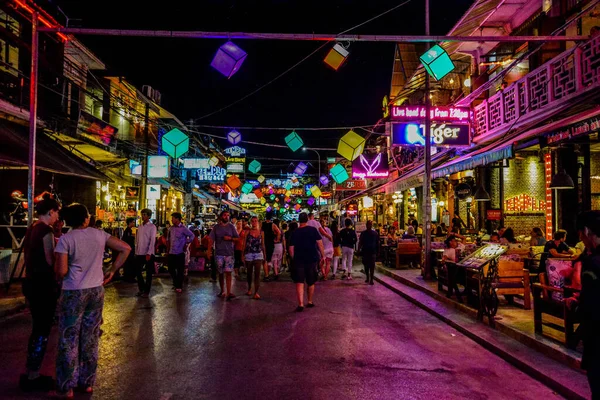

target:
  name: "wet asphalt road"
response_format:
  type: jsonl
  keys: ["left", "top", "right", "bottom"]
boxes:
{"left": 0, "top": 270, "right": 563, "bottom": 400}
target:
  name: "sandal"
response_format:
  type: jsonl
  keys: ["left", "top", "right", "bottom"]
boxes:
{"left": 253, "top": 293, "right": 261, "bottom": 300}
{"left": 50, "top": 389, "right": 74, "bottom": 399}
{"left": 226, "top": 294, "right": 236, "bottom": 301}
{"left": 246, "top": 290, "right": 252, "bottom": 296}
{"left": 216, "top": 292, "right": 225, "bottom": 298}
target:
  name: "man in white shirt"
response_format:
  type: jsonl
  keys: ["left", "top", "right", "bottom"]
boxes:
{"left": 135, "top": 209, "right": 157, "bottom": 298}
{"left": 307, "top": 213, "right": 332, "bottom": 241}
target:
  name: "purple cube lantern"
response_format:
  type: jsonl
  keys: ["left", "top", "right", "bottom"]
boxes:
{"left": 227, "top": 130, "right": 242, "bottom": 145}
{"left": 319, "top": 175, "right": 329, "bottom": 186}
{"left": 211, "top": 41, "right": 248, "bottom": 79}
{"left": 294, "top": 162, "right": 308, "bottom": 176}
{"left": 307, "top": 197, "right": 315, "bottom": 206}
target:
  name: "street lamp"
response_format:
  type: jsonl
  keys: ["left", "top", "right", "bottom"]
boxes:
{"left": 302, "top": 147, "right": 321, "bottom": 212}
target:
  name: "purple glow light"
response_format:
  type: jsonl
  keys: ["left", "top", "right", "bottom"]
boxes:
{"left": 307, "top": 198, "right": 315, "bottom": 206}
{"left": 211, "top": 41, "right": 248, "bottom": 79}
{"left": 319, "top": 175, "right": 329, "bottom": 185}
{"left": 294, "top": 162, "right": 308, "bottom": 176}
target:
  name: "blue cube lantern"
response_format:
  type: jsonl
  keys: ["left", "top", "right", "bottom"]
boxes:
{"left": 330, "top": 163, "right": 349, "bottom": 184}
{"left": 241, "top": 183, "right": 253, "bottom": 194}
{"left": 211, "top": 41, "right": 248, "bottom": 79}
{"left": 161, "top": 128, "right": 189, "bottom": 159}
{"left": 248, "top": 160, "right": 261, "bottom": 174}
{"left": 319, "top": 175, "right": 329, "bottom": 186}
{"left": 227, "top": 130, "right": 242, "bottom": 145}
{"left": 285, "top": 131, "right": 304, "bottom": 152}
{"left": 294, "top": 162, "right": 308, "bottom": 176}
{"left": 420, "top": 44, "right": 455, "bottom": 81}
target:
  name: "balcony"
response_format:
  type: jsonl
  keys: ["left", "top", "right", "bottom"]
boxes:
{"left": 472, "top": 34, "right": 600, "bottom": 144}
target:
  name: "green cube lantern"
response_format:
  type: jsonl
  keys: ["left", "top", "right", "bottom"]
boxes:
{"left": 162, "top": 128, "right": 190, "bottom": 159}
{"left": 260, "top": 197, "right": 266, "bottom": 205}
{"left": 257, "top": 175, "right": 265, "bottom": 183}
{"left": 284, "top": 182, "right": 292, "bottom": 190}
{"left": 310, "top": 185, "right": 322, "bottom": 198}
{"left": 241, "top": 183, "right": 253, "bottom": 194}
{"left": 285, "top": 131, "right": 304, "bottom": 152}
{"left": 420, "top": 44, "right": 455, "bottom": 81}
{"left": 248, "top": 160, "right": 261, "bottom": 174}
{"left": 337, "top": 130, "right": 365, "bottom": 161}
{"left": 330, "top": 163, "right": 349, "bottom": 184}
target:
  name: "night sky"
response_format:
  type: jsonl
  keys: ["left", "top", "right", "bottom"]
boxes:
{"left": 52, "top": 0, "right": 472, "bottom": 171}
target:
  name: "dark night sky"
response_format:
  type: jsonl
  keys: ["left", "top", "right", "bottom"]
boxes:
{"left": 51, "top": 0, "right": 472, "bottom": 169}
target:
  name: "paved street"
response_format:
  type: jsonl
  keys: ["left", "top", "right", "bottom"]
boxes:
{"left": 0, "top": 271, "right": 562, "bottom": 400}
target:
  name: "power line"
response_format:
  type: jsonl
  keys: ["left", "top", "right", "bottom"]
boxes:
{"left": 193, "top": 124, "right": 378, "bottom": 131}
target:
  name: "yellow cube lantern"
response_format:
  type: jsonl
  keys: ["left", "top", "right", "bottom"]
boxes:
{"left": 337, "top": 130, "right": 365, "bottom": 161}
{"left": 227, "top": 174, "right": 241, "bottom": 190}
{"left": 310, "top": 185, "right": 322, "bottom": 198}
{"left": 260, "top": 197, "right": 266, "bottom": 205}
{"left": 209, "top": 156, "right": 219, "bottom": 167}
{"left": 285, "top": 190, "right": 292, "bottom": 197}
{"left": 257, "top": 175, "right": 265, "bottom": 183}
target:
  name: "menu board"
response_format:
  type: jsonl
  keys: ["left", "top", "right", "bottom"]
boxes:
{"left": 457, "top": 244, "right": 508, "bottom": 269}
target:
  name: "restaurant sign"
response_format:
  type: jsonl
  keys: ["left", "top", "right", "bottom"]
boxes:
{"left": 486, "top": 209, "right": 502, "bottom": 221}
{"left": 390, "top": 105, "right": 470, "bottom": 123}
{"left": 546, "top": 116, "right": 600, "bottom": 145}
{"left": 392, "top": 122, "right": 470, "bottom": 147}
{"left": 183, "top": 158, "right": 209, "bottom": 169}
{"left": 335, "top": 179, "right": 367, "bottom": 191}
{"left": 352, "top": 153, "right": 389, "bottom": 179}
{"left": 78, "top": 111, "right": 118, "bottom": 147}
{"left": 197, "top": 166, "right": 227, "bottom": 182}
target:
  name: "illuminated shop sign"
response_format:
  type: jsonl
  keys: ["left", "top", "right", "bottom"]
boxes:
{"left": 390, "top": 105, "right": 470, "bottom": 123}
{"left": 183, "top": 158, "right": 210, "bottom": 169}
{"left": 335, "top": 180, "right": 367, "bottom": 191}
{"left": 197, "top": 166, "right": 227, "bottom": 182}
{"left": 226, "top": 163, "right": 245, "bottom": 173}
{"left": 546, "top": 116, "right": 600, "bottom": 145}
{"left": 147, "top": 156, "right": 170, "bottom": 178}
{"left": 352, "top": 153, "right": 389, "bottom": 179}
{"left": 391, "top": 122, "right": 470, "bottom": 147}
{"left": 224, "top": 146, "right": 246, "bottom": 157}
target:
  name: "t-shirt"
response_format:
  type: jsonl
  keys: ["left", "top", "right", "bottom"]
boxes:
{"left": 209, "top": 223, "right": 239, "bottom": 257}
{"left": 339, "top": 228, "right": 357, "bottom": 248}
{"left": 23, "top": 222, "right": 54, "bottom": 284}
{"left": 443, "top": 248, "right": 457, "bottom": 262}
{"left": 307, "top": 219, "right": 322, "bottom": 237}
{"left": 541, "top": 240, "right": 571, "bottom": 270}
{"left": 290, "top": 226, "right": 321, "bottom": 264}
{"left": 360, "top": 229, "right": 379, "bottom": 256}
{"left": 55, "top": 227, "right": 111, "bottom": 290}
{"left": 322, "top": 227, "right": 333, "bottom": 250}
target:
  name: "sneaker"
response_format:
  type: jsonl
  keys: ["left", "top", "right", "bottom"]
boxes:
{"left": 19, "top": 374, "right": 54, "bottom": 392}
{"left": 369, "top": 280, "right": 374, "bottom": 285}
{"left": 306, "top": 303, "right": 315, "bottom": 308}
{"left": 348, "top": 275, "right": 353, "bottom": 280}
{"left": 135, "top": 291, "right": 144, "bottom": 297}
{"left": 295, "top": 306, "right": 304, "bottom": 312}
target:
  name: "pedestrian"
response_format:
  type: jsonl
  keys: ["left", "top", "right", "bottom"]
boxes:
{"left": 285, "top": 221, "right": 298, "bottom": 273}
{"left": 339, "top": 218, "right": 357, "bottom": 280}
{"left": 319, "top": 215, "right": 334, "bottom": 280}
{"left": 271, "top": 219, "right": 284, "bottom": 280}
{"left": 358, "top": 220, "right": 379, "bottom": 285}
{"left": 233, "top": 220, "right": 245, "bottom": 279}
{"left": 281, "top": 222, "right": 289, "bottom": 271}
{"left": 243, "top": 216, "right": 266, "bottom": 299}
{"left": 330, "top": 220, "right": 341, "bottom": 279}
{"left": 261, "top": 211, "right": 281, "bottom": 281}
{"left": 167, "top": 212, "right": 194, "bottom": 294}
{"left": 134, "top": 209, "right": 157, "bottom": 298}
{"left": 570, "top": 211, "right": 600, "bottom": 399}
{"left": 443, "top": 235, "right": 463, "bottom": 303}
{"left": 289, "top": 212, "right": 326, "bottom": 312}
{"left": 121, "top": 217, "right": 137, "bottom": 282}
{"left": 307, "top": 212, "right": 333, "bottom": 242}
{"left": 19, "top": 195, "right": 61, "bottom": 393}
{"left": 209, "top": 210, "right": 239, "bottom": 300}
{"left": 53, "top": 203, "right": 130, "bottom": 398}
{"left": 156, "top": 228, "right": 168, "bottom": 254}
{"left": 202, "top": 228, "right": 216, "bottom": 282}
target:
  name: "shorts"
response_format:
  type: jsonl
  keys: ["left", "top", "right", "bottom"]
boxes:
{"left": 245, "top": 252, "right": 264, "bottom": 262}
{"left": 324, "top": 247, "right": 334, "bottom": 259}
{"left": 215, "top": 255, "right": 235, "bottom": 274}
{"left": 291, "top": 261, "right": 319, "bottom": 286}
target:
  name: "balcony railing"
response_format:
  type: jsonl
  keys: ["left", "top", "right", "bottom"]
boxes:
{"left": 473, "top": 34, "right": 600, "bottom": 142}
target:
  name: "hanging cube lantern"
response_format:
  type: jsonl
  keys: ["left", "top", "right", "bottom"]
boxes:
{"left": 260, "top": 197, "right": 266, "bottom": 205}
{"left": 248, "top": 160, "right": 261, "bottom": 174}
{"left": 275, "top": 197, "right": 280, "bottom": 203}
{"left": 285, "top": 190, "right": 292, "bottom": 197}
{"left": 257, "top": 175, "right": 265, "bottom": 183}
{"left": 227, "top": 129, "right": 242, "bottom": 145}
{"left": 161, "top": 128, "right": 190, "bottom": 159}
{"left": 241, "top": 183, "right": 253, "bottom": 194}
{"left": 284, "top": 181, "right": 293, "bottom": 190}
{"left": 337, "top": 130, "right": 365, "bottom": 161}
{"left": 268, "top": 187, "right": 274, "bottom": 195}
{"left": 330, "top": 163, "right": 349, "bottom": 184}
{"left": 294, "top": 204, "right": 301, "bottom": 211}
{"left": 280, "top": 207, "right": 286, "bottom": 214}
{"left": 266, "top": 206, "right": 272, "bottom": 212}
{"left": 285, "top": 131, "right": 304, "bottom": 152}
{"left": 284, "top": 204, "right": 290, "bottom": 209}
{"left": 306, "top": 188, "right": 312, "bottom": 196}
{"left": 253, "top": 189, "right": 263, "bottom": 198}
{"left": 297, "top": 198, "right": 302, "bottom": 204}
{"left": 324, "top": 43, "right": 350, "bottom": 71}
{"left": 211, "top": 41, "right": 248, "bottom": 79}
{"left": 310, "top": 186, "right": 322, "bottom": 198}
{"left": 270, "top": 194, "right": 276, "bottom": 201}
{"left": 320, "top": 175, "right": 329, "bottom": 186}
{"left": 227, "top": 174, "right": 241, "bottom": 190}
{"left": 294, "top": 162, "right": 308, "bottom": 176}
{"left": 307, "top": 197, "right": 316, "bottom": 206}
{"left": 284, "top": 196, "right": 291, "bottom": 203}
{"left": 420, "top": 44, "right": 455, "bottom": 81}
{"left": 209, "top": 156, "right": 219, "bottom": 167}
{"left": 291, "top": 176, "right": 298, "bottom": 184}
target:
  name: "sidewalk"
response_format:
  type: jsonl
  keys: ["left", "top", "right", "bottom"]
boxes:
{"left": 374, "top": 264, "right": 590, "bottom": 400}
{"left": 0, "top": 280, "right": 26, "bottom": 319}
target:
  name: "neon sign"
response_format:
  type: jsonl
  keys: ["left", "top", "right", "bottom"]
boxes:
{"left": 352, "top": 153, "right": 389, "bottom": 179}
{"left": 391, "top": 123, "right": 470, "bottom": 147}
{"left": 224, "top": 146, "right": 246, "bottom": 157}
{"left": 390, "top": 105, "right": 470, "bottom": 123}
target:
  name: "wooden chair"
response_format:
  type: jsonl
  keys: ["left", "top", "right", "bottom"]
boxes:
{"left": 532, "top": 273, "right": 580, "bottom": 348}
{"left": 396, "top": 240, "right": 421, "bottom": 269}
{"left": 493, "top": 259, "right": 531, "bottom": 310}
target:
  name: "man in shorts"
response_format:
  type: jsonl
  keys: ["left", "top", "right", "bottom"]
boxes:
{"left": 289, "top": 212, "right": 326, "bottom": 312}
{"left": 209, "top": 211, "right": 239, "bottom": 300}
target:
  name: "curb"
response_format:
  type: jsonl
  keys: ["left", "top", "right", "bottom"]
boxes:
{"left": 0, "top": 299, "right": 27, "bottom": 319}
{"left": 374, "top": 266, "right": 589, "bottom": 400}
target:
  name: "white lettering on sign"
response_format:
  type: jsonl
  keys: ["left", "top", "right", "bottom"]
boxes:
{"left": 224, "top": 146, "right": 247, "bottom": 157}
{"left": 391, "top": 105, "right": 470, "bottom": 122}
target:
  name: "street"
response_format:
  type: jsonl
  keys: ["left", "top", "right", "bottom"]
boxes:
{"left": 0, "top": 271, "right": 562, "bottom": 400}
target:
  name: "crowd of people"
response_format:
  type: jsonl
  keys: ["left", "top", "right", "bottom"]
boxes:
{"left": 17, "top": 197, "right": 387, "bottom": 397}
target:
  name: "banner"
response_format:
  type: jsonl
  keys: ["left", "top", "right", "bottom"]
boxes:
{"left": 352, "top": 153, "right": 389, "bottom": 179}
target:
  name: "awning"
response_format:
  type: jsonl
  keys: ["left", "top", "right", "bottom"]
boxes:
{"left": 222, "top": 199, "right": 243, "bottom": 212}
{"left": 0, "top": 121, "right": 111, "bottom": 181}
{"left": 432, "top": 143, "right": 513, "bottom": 179}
